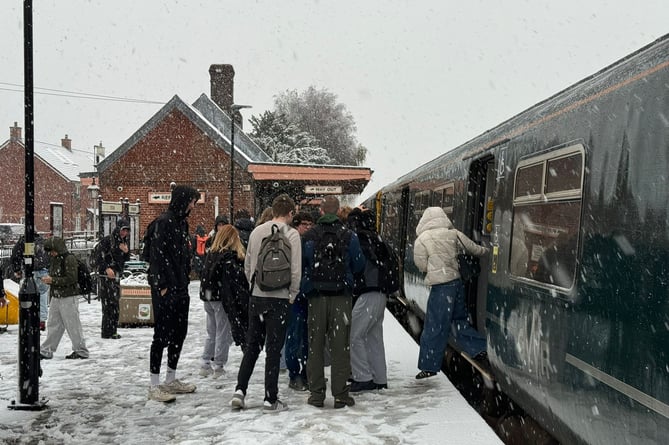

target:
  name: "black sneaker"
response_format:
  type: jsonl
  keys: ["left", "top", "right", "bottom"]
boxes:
{"left": 65, "top": 352, "right": 87, "bottom": 360}
{"left": 415, "top": 370, "right": 437, "bottom": 379}
{"left": 375, "top": 383, "right": 388, "bottom": 390}
{"left": 334, "top": 395, "right": 355, "bottom": 409}
{"left": 350, "top": 379, "right": 377, "bottom": 393}
{"left": 111, "top": 334, "right": 122, "bottom": 339}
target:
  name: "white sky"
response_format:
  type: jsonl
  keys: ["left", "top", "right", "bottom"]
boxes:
{"left": 0, "top": 1, "right": 666, "bottom": 197}
{"left": 1, "top": 279, "right": 503, "bottom": 444}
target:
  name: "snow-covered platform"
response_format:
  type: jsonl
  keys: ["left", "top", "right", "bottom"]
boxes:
{"left": 0, "top": 281, "right": 501, "bottom": 444}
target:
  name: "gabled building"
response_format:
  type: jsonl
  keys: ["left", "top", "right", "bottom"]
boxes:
{"left": 0, "top": 123, "right": 97, "bottom": 234}
{"left": 98, "top": 64, "right": 372, "bottom": 235}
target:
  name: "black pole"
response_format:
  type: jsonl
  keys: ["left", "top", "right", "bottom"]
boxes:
{"left": 10, "top": 0, "right": 47, "bottom": 411}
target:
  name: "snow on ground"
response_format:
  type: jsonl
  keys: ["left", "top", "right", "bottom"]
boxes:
{"left": 0, "top": 280, "right": 501, "bottom": 444}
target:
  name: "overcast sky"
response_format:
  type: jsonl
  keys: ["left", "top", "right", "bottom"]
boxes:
{"left": 0, "top": 1, "right": 666, "bottom": 197}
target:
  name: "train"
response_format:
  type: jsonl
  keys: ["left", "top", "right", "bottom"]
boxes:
{"left": 361, "top": 34, "right": 669, "bottom": 444}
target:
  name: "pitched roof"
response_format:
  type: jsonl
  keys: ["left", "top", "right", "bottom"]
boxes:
{"left": 0, "top": 138, "right": 95, "bottom": 182}
{"left": 98, "top": 94, "right": 271, "bottom": 173}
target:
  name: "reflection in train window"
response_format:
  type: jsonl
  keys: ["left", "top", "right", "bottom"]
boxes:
{"left": 432, "top": 183, "right": 454, "bottom": 217}
{"left": 509, "top": 144, "right": 584, "bottom": 290}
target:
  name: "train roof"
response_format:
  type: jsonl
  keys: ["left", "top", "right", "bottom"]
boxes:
{"left": 380, "top": 33, "right": 669, "bottom": 193}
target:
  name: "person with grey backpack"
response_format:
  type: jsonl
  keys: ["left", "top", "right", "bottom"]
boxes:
{"left": 229, "top": 194, "right": 302, "bottom": 413}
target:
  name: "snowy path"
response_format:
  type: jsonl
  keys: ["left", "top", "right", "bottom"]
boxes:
{"left": 0, "top": 280, "right": 501, "bottom": 444}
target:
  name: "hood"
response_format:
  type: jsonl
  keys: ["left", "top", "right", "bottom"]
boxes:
{"left": 347, "top": 208, "right": 376, "bottom": 233}
{"left": 234, "top": 218, "right": 254, "bottom": 231}
{"left": 44, "top": 236, "right": 68, "bottom": 255}
{"left": 416, "top": 207, "right": 453, "bottom": 236}
{"left": 317, "top": 213, "right": 340, "bottom": 225}
{"left": 169, "top": 186, "right": 201, "bottom": 219}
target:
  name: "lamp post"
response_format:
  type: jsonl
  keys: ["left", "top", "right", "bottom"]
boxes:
{"left": 229, "top": 104, "right": 251, "bottom": 222}
{"left": 87, "top": 181, "right": 99, "bottom": 241}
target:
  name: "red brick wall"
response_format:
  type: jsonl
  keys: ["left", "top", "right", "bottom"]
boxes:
{"left": 0, "top": 139, "right": 82, "bottom": 233}
{"left": 99, "top": 109, "right": 255, "bottom": 235}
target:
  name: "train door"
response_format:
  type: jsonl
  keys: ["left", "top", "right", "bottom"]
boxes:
{"left": 464, "top": 156, "right": 495, "bottom": 332}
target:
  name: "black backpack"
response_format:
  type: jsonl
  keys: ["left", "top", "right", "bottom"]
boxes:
{"left": 140, "top": 219, "right": 158, "bottom": 262}
{"left": 89, "top": 238, "right": 105, "bottom": 272}
{"left": 254, "top": 224, "right": 292, "bottom": 292}
{"left": 310, "top": 224, "right": 351, "bottom": 293}
{"left": 68, "top": 253, "right": 93, "bottom": 295}
{"left": 376, "top": 240, "right": 400, "bottom": 294}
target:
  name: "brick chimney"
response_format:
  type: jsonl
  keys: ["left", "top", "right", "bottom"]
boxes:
{"left": 209, "top": 64, "right": 235, "bottom": 116}
{"left": 10, "top": 122, "right": 22, "bottom": 141}
{"left": 61, "top": 134, "right": 72, "bottom": 150}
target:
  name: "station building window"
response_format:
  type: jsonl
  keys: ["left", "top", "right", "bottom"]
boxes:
{"left": 509, "top": 144, "right": 584, "bottom": 290}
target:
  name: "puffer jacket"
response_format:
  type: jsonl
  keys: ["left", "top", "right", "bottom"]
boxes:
{"left": 44, "top": 237, "right": 79, "bottom": 298}
{"left": 413, "top": 207, "right": 488, "bottom": 286}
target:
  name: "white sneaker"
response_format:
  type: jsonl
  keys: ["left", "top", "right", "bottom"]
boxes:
{"left": 163, "top": 379, "right": 196, "bottom": 394}
{"left": 212, "top": 367, "right": 226, "bottom": 379}
{"left": 263, "top": 399, "right": 288, "bottom": 413}
{"left": 199, "top": 367, "right": 213, "bottom": 377}
{"left": 148, "top": 385, "right": 176, "bottom": 403}
{"left": 230, "top": 389, "right": 245, "bottom": 409}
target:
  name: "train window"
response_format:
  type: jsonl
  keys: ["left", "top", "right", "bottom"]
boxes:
{"left": 514, "top": 162, "right": 543, "bottom": 200}
{"left": 545, "top": 152, "right": 582, "bottom": 197}
{"left": 433, "top": 183, "right": 454, "bottom": 217}
{"left": 510, "top": 144, "right": 584, "bottom": 291}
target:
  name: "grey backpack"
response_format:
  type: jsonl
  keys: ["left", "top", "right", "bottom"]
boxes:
{"left": 254, "top": 224, "right": 292, "bottom": 291}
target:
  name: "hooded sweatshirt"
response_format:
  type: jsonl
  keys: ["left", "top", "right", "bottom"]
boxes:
{"left": 44, "top": 237, "right": 79, "bottom": 298}
{"left": 413, "top": 207, "right": 488, "bottom": 286}
{"left": 147, "top": 185, "right": 201, "bottom": 292}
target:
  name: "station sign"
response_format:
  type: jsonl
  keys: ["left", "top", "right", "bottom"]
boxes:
{"left": 148, "top": 192, "right": 206, "bottom": 204}
{"left": 101, "top": 202, "right": 123, "bottom": 213}
{"left": 304, "top": 185, "right": 342, "bottom": 194}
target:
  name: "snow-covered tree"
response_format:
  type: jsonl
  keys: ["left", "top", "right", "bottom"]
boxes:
{"left": 249, "top": 111, "right": 332, "bottom": 164}
{"left": 273, "top": 86, "right": 367, "bottom": 166}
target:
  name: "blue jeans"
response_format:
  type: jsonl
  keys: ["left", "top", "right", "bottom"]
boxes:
{"left": 285, "top": 296, "right": 308, "bottom": 381}
{"left": 418, "top": 279, "right": 486, "bottom": 372}
{"left": 33, "top": 268, "right": 50, "bottom": 322}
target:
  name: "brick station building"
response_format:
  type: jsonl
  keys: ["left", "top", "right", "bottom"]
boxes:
{"left": 97, "top": 64, "right": 372, "bottom": 236}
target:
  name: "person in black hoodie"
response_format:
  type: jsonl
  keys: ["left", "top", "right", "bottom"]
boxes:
{"left": 95, "top": 217, "right": 131, "bottom": 339}
{"left": 198, "top": 224, "right": 249, "bottom": 378}
{"left": 146, "top": 185, "right": 200, "bottom": 403}
{"left": 233, "top": 209, "right": 254, "bottom": 249}
{"left": 346, "top": 207, "right": 389, "bottom": 392}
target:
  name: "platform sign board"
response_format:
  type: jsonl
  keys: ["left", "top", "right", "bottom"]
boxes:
{"left": 304, "top": 185, "right": 342, "bottom": 194}
{"left": 148, "top": 192, "right": 205, "bottom": 204}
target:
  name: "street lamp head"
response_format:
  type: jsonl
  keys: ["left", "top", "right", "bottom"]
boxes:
{"left": 87, "top": 183, "right": 100, "bottom": 199}
{"left": 231, "top": 104, "right": 252, "bottom": 111}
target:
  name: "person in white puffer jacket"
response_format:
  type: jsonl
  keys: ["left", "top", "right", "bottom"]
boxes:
{"left": 413, "top": 207, "right": 489, "bottom": 379}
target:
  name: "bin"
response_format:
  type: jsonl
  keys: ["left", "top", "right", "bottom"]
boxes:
{"left": 119, "top": 285, "right": 154, "bottom": 326}
{"left": 1, "top": 279, "right": 20, "bottom": 325}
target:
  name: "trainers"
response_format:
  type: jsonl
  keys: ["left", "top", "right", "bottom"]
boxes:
{"left": 307, "top": 393, "right": 324, "bottom": 408}
{"left": 289, "top": 376, "right": 308, "bottom": 391}
{"left": 230, "top": 389, "right": 245, "bottom": 409}
{"left": 415, "top": 370, "right": 438, "bottom": 379}
{"left": 199, "top": 367, "right": 213, "bottom": 377}
{"left": 212, "top": 367, "right": 226, "bottom": 379}
{"left": 376, "top": 383, "right": 388, "bottom": 390}
{"left": 350, "top": 379, "right": 377, "bottom": 393}
{"left": 65, "top": 352, "right": 87, "bottom": 360}
{"left": 148, "top": 385, "right": 176, "bottom": 403}
{"left": 163, "top": 379, "right": 196, "bottom": 394}
{"left": 110, "top": 333, "right": 122, "bottom": 339}
{"left": 334, "top": 395, "right": 355, "bottom": 409}
{"left": 263, "top": 399, "right": 288, "bottom": 412}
